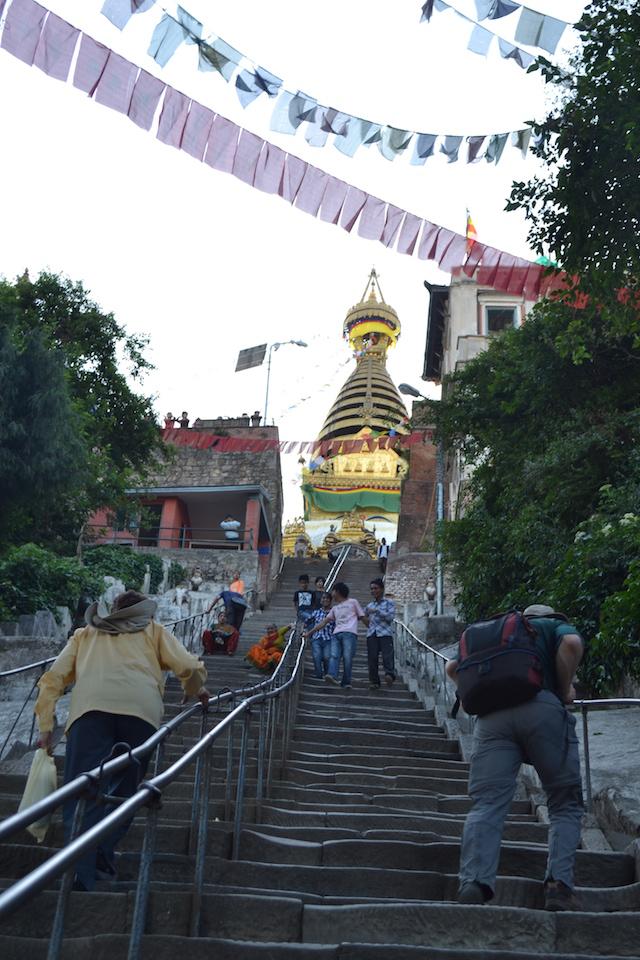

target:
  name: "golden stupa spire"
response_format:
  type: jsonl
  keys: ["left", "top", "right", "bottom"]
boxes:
{"left": 315, "top": 271, "right": 408, "bottom": 441}
{"left": 343, "top": 268, "right": 401, "bottom": 360}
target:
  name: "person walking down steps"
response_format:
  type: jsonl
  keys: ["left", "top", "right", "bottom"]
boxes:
{"left": 304, "top": 591, "right": 334, "bottom": 679}
{"left": 365, "top": 577, "right": 396, "bottom": 689}
{"left": 305, "top": 582, "right": 366, "bottom": 689}
{"left": 446, "top": 602, "right": 585, "bottom": 910}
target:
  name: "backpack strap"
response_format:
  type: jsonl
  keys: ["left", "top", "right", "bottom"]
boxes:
{"left": 451, "top": 692, "right": 461, "bottom": 719}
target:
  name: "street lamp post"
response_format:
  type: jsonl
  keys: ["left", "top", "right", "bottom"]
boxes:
{"left": 264, "top": 340, "right": 308, "bottom": 425}
{"left": 398, "top": 382, "right": 444, "bottom": 617}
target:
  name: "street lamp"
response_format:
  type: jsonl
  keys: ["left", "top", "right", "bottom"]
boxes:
{"left": 264, "top": 340, "right": 308, "bottom": 425}
{"left": 398, "top": 382, "right": 428, "bottom": 400}
{"left": 398, "top": 382, "right": 444, "bottom": 617}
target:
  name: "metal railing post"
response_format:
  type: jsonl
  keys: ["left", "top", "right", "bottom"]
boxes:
{"left": 189, "top": 710, "right": 208, "bottom": 855}
{"left": 189, "top": 742, "right": 213, "bottom": 937}
{"left": 127, "top": 788, "right": 162, "bottom": 960}
{"left": 46, "top": 794, "right": 87, "bottom": 960}
{"left": 581, "top": 704, "right": 593, "bottom": 813}
{"left": 254, "top": 700, "right": 267, "bottom": 821}
{"left": 231, "top": 708, "right": 253, "bottom": 860}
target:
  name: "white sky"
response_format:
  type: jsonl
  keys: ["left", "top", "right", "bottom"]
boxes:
{"left": 0, "top": 0, "right": 587, "bottom": 518}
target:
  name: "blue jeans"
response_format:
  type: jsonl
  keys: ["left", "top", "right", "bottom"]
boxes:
{"left": 63, "top": 711, "right": 155, "bottom": 890}
{"left": 311, "top": 635, "right": 332, "bottom": 678}
{"left": 328, "top": 631, "right": 357, "bottom": 687}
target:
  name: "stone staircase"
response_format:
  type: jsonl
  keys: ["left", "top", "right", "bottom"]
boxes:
{"left": 1, "top": 559, "right": 639, "bottom": 957}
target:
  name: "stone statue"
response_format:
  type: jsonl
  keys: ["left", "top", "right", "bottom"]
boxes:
{"left": 142, "top": 564, "right": 151, "bottom": 594}
{"left": 190, "top": 567, "right": 204, "bottom": 591}
{"left": 425, "top": 577, "right": 437, "bottom": 616}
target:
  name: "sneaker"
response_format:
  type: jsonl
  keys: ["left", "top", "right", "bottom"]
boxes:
{"left": 544, "top": 880, "right": 579, "bottom": 911}
{"left": 324, "top": 674, "right": 340, "bottom": 686}
{"left": 342, "top": 684, "right": 352, "bottom": 689}
{"left": 457, "top": 881, "right": 489, "bottom": 905}
{"left": 369, "top": 682, "right": 380, "bottom": 690}
{"left": 384, "top": 674, "right": 395, "bottom": 686}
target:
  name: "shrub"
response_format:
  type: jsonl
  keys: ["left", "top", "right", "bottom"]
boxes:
{"left": 168, "top": 560, "right": 187, "bottom": 589}
{"left": 0, "top": 544, "right": 101, "bottom": 620}
{"left": 83, "top": 545, "right": 163, "bottom": 593}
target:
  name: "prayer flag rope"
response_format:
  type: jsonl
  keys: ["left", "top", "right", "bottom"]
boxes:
{"left": 161, "top": 428, "right": 434, "bottom": 454}
{"left": 104, "top": 1, "right": 535, "bottom": 167}
{"left": 0, "top": 0, "right": 563, "bottom": 298}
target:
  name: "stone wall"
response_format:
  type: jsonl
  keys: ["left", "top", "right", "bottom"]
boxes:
{"left": 137, "top": 547, "right": 261, "bottom": 604}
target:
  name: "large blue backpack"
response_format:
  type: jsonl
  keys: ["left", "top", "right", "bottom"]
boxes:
{"left": 452, "top": 611, "right": 543, "bottom": 717}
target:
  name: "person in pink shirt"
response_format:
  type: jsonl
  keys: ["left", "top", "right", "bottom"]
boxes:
{"left": 305, "top": 581, "right": 365, "bottom": 689}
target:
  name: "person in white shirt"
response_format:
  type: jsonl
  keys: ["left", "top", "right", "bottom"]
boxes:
{"left": 377, "top": 537, "right": 390, "bottom": 574}
{"left": 305, "top": 582, "right": 366, "bottom": 689}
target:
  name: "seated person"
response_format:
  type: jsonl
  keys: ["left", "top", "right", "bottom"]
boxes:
{"left": 202, "top": 610, "right": 239, "bottom": 656}
{"left": 260, "top": 623, "right": 289, "bottom": 651}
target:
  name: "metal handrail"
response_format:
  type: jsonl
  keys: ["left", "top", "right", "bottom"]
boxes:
{"left": 85, "top": 523, "right": 255, "bottom": 550}
{"left": 0, "top": 629, "right": 307, "bottom": 960}
{"left": 325, "top": 544, "right": 351, "bottom": 591}
{"left": 0, "top": 606, "right": 221, "bottom": 761}
{"left": 0, "top": 621, "right": 296, "bottom": 843}
{"left": 392, "top": 618, "right": 640, "bottom": 813}
{"left": 0, "top": 657, "right": 56, "bottom": 680}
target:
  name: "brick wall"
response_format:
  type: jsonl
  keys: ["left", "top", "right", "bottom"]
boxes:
{"left": 396, "top": 435, "right": 437, "bottom": 554}
{"left": 384, "top": 552, "right": 436, "bottom": 602}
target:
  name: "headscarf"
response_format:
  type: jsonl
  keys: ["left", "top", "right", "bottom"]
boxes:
{"left": 84, "top": 597, "right": 157, "bottom": 635}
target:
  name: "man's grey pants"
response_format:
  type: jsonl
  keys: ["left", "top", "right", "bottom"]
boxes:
{"left": 459, "top": 691, "right": 584, "bottom": 894}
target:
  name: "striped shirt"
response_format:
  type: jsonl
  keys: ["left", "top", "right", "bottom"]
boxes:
{"left": 305, "top": 608, "right": 335, "bottom": 643}
{"left": 365, "top": 597, "right": 396, "bottom": 638}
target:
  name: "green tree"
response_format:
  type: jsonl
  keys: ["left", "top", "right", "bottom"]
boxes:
{"left": 0, "top": 324, "right": 88, "bottom": 544}
{"left": 508, "top": 0, "right": 640, "bottom": 357}
{"left": 437, "top": 300, "right": 640, "bottom": 636}
{"left": 0, "top": 271, "right": 162, "bottom": 550}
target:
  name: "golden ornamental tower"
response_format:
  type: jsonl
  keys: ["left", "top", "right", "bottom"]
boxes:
{"left": 298, "top": 270, "right": 409, "bottom": 557}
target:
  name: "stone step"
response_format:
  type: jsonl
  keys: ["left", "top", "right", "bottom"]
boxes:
{"left": 2, "top": 888, "right": 640, "bottom": 956}
{"left": 258, "top": 806, "right": 547, "bottom": 842}
{"left": 0, "top": 933, "right": 630, "bottom": 960}
{"left": 287, "top": 749, "right": 469, "bottom": 774}
{"left": 292, "top": 729, "right": 458, "bottom": 753}
{"left": 268, "top": 786, "right": 534, "bottom": 818}
{"left": 287, "top": 749, "right": 467, "bottom": 772}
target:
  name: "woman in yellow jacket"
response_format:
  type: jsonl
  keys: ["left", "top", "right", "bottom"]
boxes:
{"left": 35, "top": 590, "right": 210, "bottom": 890}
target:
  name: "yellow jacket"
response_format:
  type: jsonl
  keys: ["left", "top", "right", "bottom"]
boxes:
{"left": 35, "top": 621, "right": 207, "bottom": 734}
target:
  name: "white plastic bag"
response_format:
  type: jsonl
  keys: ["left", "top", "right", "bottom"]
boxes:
{"left": 18, "top": 748, "right": 58, "bottom": 842}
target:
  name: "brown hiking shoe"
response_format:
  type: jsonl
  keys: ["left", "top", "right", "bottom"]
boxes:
{"left": 544, "top": 880, "right": 580, "bottom": 911}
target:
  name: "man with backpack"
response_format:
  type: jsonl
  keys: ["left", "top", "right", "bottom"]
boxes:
{"left": 445, "top": 603, "right": 584, "bottom": 911}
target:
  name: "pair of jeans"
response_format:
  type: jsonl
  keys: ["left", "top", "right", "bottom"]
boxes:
{"left": 366, "top": 634, "right": 395, "bottom": 686}
{"left": 459, "top": 691, "right": 583, "bottom": 894}
{"left": 63, "top": 711, "right": 155, "bottom": 890}
{"left": 327, "top": 631, "right": 357, "bottom": 687}
{"left": 311, "top": 635, "right": 332, "bottom": 678}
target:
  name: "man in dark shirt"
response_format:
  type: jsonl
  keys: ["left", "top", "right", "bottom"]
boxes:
{"left": 293, "top": 574, "right": 314, "bottom": 628}
{"left": 446, "top": 603, "right": 584, "bottom": 911}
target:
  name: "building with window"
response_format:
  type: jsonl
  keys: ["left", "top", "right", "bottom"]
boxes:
{"left": 422, "top": 269, "right": 539, "bottom": 517}
{"left": 88, "top": 415, "right": 283, "bottom": 605}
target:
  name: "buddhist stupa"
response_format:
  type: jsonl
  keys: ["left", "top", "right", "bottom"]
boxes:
{"left": 297, "top": 269, "right": 409, "bottom": 557}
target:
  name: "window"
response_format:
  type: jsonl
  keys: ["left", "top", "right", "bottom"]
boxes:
{"left": 485, "top": 305, "right": 519, "bottom": 334}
